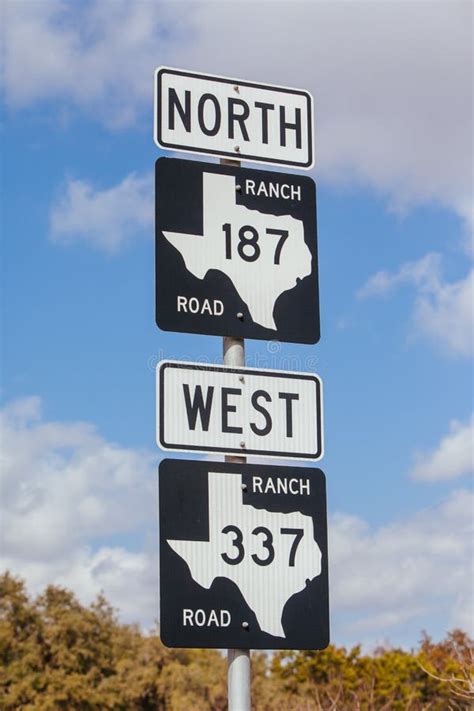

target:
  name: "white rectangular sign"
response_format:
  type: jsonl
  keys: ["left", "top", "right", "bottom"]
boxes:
{"left": 156, "top": 361, "right": 323, "bottom": 460}
{"left": 154, "top": 67, "right": 314, "bottom": 169}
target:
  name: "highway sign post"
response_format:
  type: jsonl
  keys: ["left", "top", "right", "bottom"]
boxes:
{"left": 159, "top": 458, "right": 329, "bottom": 650}
{"left": 153, "top": 65, "right": 325, "bottom": 710}
{"left": 222, "top": 333, "right": 251, "bottom": 709}
{"left": 156, "top": 360, "right": 324, "bottom": 460}
{"left": 155, "top": 157, "right": 320, "bottom": 343}
{"left": 155, "top": 67, "right": 314, "bottom": 168}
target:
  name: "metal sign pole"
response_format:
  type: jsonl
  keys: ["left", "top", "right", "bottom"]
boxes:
{"left": 220, "top": 157, "right": 251, "bottom": 711}
{"left": 227, "top": 647, "right": 251, "bottom": 711}
{"left": 224, "top": 336, "right": 251, "bottom": 711}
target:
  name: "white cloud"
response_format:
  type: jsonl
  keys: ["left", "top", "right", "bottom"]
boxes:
{"left": 358, "top": 255, "right": 474, "bottom": 357}
{"left": 0, "top": 546, "right": 157, "bottom": 627}
{"left": 358, "top": 253, "right": 442, "bottom": 298}
{"left": 2, "top": 0, "right": 472, "bottom": 233}
{"left": 410, "top": 415, "right": 474, "bottom": 482}
{"left": 413, "top": 269, "right": 474, "bottom": 358}
{"left": 0, "top": 397, "right": 158, "bottom": 627}
{"left": 1, "top": 0, "right": 184, "bottom": 127}
{"left": 330, "top": 488, "right": 474, "bottom": 641}
{"left": 50, "top": 172, "right": 153, "bottom": 251}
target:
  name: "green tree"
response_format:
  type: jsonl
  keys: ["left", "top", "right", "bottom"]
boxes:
{"left": 0, "top": 572, "right": 226, "bottom": 710}
{"left": 264, "top": 635, "right": 473, "bottom": 710}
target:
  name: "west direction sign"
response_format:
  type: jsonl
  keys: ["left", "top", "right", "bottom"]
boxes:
{"left": 159, "top": 459, "right": 329, "bottom": 650}
{"left": 154, "top": 67, "right": 314, "bottom": 168}
{"left": 156, "top": 361, "right": 324, "bottom": 460}
{"left": 155, "top": 158, "right": 320, "bottom": 344}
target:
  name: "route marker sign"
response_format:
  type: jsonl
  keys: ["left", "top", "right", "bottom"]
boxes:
{"left": 156, "top": 361, "right": 323, "bottom": 460}
{"left": 159, "top": 459, "right": 329, "bottom": 650}
{"left": 154, "top": 67, "right": 314, "bottom": 168}
{"left": 155, "top": 158, "right": 320, "bottom": 344}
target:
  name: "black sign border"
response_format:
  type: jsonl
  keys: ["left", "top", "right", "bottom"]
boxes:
{"left": 157, "top": 361, "right": 323, "bottom": 460}
{"left": 155, "top": 67, "right": 314, "bottom": 169}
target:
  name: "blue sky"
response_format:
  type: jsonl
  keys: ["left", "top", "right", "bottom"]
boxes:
{"left": 1, "top": 0, "right": 473, "bottom": 650}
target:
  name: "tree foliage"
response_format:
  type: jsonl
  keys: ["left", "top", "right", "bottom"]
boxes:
{"left": 0, "top": 572, "right": 472, "bottom": 710}
{"left": 0, "top": 573, "right": 226, "bottom": 710}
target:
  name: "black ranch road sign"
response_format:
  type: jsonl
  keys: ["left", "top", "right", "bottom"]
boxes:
{"left": 159, "top": 459, "right": 329, "bottom": 650}
{"left": 154, "top": 67, "right": 314, "bottom": 168}
{"left": 155, "top": 158, "right": 320, "bottom": 344}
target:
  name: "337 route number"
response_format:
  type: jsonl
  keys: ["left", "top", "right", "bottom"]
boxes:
{"left": 221, "top": 525, "right": 304, "bottom": 567}
{"left": 222, "top": 224, "right": 289, "bottom": 264}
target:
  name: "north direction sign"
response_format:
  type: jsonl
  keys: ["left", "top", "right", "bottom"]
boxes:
{"left": 155, "top": 158, "right": 320, "bottom": 344}
{"left": 156, "top": 361, "right": 324, "bottom": 460}
{"left": 159, "top": 459, "right": 329, "bottom": 650}
{"left": 154, "top": 67, "right": 314, "bottom": 168}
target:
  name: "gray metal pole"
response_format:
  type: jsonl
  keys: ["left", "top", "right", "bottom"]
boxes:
{"left": 223, "top": 336, "right": 251, "bottom": 711}
{"left": 227, "top": 647, "right": 251, "bottom": 711}
{"left": 221, "top": 157, "right": 251, "bottom": 711}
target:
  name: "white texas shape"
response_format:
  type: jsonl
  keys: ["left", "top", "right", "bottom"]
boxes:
{"left": 167, "top": 471, "right": 322, "bottom": 638}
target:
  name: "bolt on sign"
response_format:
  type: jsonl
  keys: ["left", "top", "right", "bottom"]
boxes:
{"left": 155, "top": 158, "right": 320, "bottom": 344}
{"left": 156, "top": 361, "right": 323, "bottom": 460}
{"left": 154, "top": 67, "right": 314, "bottom": 168}
{"left": 159, "top": 459, "right": 329, "bottom": 650}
